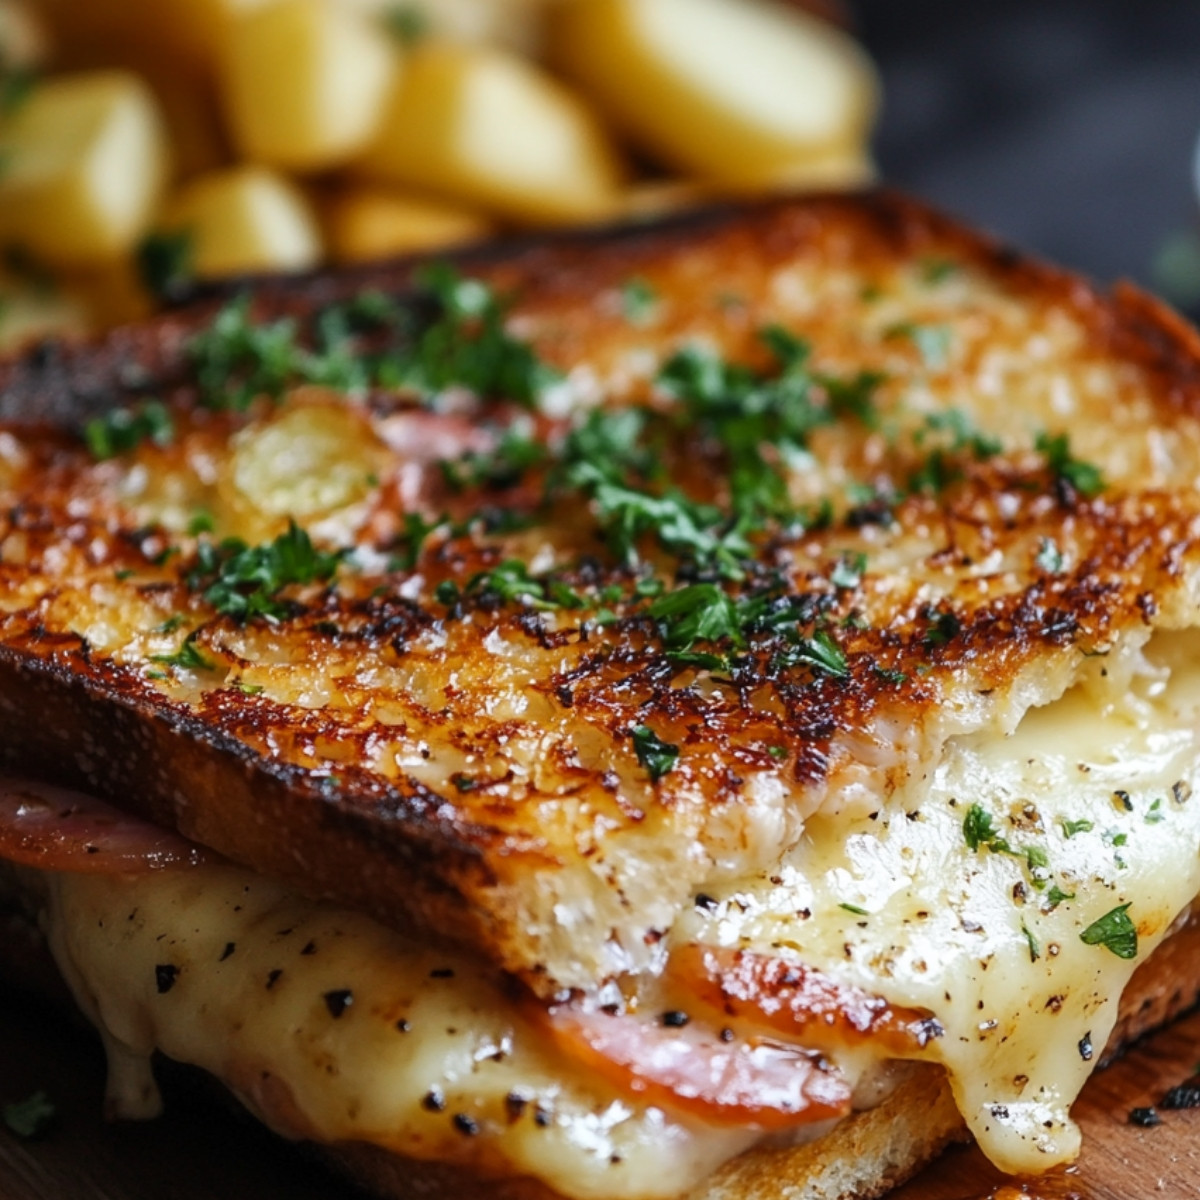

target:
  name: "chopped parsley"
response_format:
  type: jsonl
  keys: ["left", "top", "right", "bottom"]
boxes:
{"left": 1037, "top": 537, "right": 1064, "bottom": 574}
{"left": 830, "top": 552, "right": 866, "bottom": 590}
{"left": 189, "top": 521, "right": 342, "bottom": 622}
{"left": 1080, "top": 903, "right": 1138, "bottom": 960}
{"left": 1020, "top": 921, "right": 1041, "bottom": 962}
{"left": 442, "top": 428, "right": 548, "bottom": 491}
{"left": 963, "top": 804, "right": 1015, "bottom": 855}
{"left": 151, "top": 635, "right": 215, "bottom": 672}
{"left": 1036, "top": 432, "right": 1105, "bottom": 498}
{"left": 1045, "top": 885, "right": 1075, "bottom": 910}
{"left": 631, "top": 725, "right": 679, "bottom": 782}
{"left": 884, "top": 322, "right": 951, "bottom": 370}
{"left": 839, "top": 902, "right": 869, "bottom": 916}
{"left": 775, "top": 629, "right": 849, "bottom": 679}
{"left": 620, "top": 278, "right": 659, "bottom": 325}
{"left": 1062, "top": 817, "right": 1094, "bottom": 838}
{"left": 84, "top": 399, "right": 174, "bottom": 460}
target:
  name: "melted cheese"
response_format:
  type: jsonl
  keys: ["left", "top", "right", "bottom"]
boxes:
{"left": 36, "top": 863, "right": 754, "bottom": 1200}
{"left": 25, "top": 627, "right": 1200, "bottom": 1196}
{"left": 674, "top": 627, "right": 1200, "bottom": 1173}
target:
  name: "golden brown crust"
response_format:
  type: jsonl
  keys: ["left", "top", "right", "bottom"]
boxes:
{"left": 3, "top": 190, "right": 1200, "bottom": 992}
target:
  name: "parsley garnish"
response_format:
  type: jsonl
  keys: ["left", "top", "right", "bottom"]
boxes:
{"left": 1062, "top": 817, "right": 1094, "bottom": 838}
{"left": 648, "top": 583, "right": 745, "bottom": 651}
{"left": 620, "top": 278, "right": 659, "bottom": 326}
{"left": 963, "top": 804, "right": 1014, "bottom": 855}
{"left": 830, "top": 552, "right": 866, "bottom": 590}
{"left": 442, "top": 428, "right": 548, "bottom": 491}
{"left": 382, "top": 264, "right": 560, "bottom": 407}
{"left": 84, "top": 400, "right": 174, "bottom": 460}
{"left": 1037, "top": 537, "right": 1064, "bottom": 574}
{"left": 631, "top": 725, "right": 679, "bottom": 782}
{"left": 2, "top": 1089, "right": 54, "bottom": 1139}
{"left": 1036, "top": 432, "right": 1105, "bottom": 498}
{"left": 1020, "top": 921, "right": 1041, "bottom": 962}
{"left": 1080, "top": 903, "right": 1138, "bottom": 959}
{"left": 884, "top": 322, "right": 951, "bottom": 370}
{"left": 1045, "top": 885, "right": 1075, "bottom": 910}
{"left": 189, "top": 521, "right": 342, "bottom": 622}
{"left": 776, "top": 629, "right": 849, "bottom": 678}
{"left": 151, "top": 635, "right": 215, "bottom": 673}
{"left": 839, "top": 902, "right": 869, "bottom": 916}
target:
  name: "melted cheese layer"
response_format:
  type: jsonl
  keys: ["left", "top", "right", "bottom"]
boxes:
{"left": 675, "top": 628, "right": 1200, "bottom": 1173}
{"left": 26, "top": 626, "right": 1200, "bottom": 1194}
{"left": 37, "top": 864, "right": 754, "bottom": 1200}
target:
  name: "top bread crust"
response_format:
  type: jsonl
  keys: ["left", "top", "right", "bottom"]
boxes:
{"left": 2, "top": 190, "right": 1200, "bottom": 993}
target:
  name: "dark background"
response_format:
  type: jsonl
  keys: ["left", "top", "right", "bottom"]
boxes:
{"left": 856, "top": 0, "right": 1200, "bottom": 316}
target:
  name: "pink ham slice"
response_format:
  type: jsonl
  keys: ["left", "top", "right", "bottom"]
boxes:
{"left": 0, "top": 777, "right": 212, "bottom": 873}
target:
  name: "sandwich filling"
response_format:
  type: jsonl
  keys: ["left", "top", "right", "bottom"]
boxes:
{"left": 2, "top": 196, "right": 1200, "bottom": 1197}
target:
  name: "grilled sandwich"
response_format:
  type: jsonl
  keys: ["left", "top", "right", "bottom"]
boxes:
{"left": 3, "top": 190, "right": 1200, "bottom": 1200}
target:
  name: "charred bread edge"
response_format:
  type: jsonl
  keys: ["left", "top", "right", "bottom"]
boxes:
{"left": 4, "top": 187, "right": 1200, "bottom": 429}
{"left": 4, "top": 188, "right": 1200, "bottom": 985}
{"left": 1, "top": 873, "right": 1198, "bottom": 1200}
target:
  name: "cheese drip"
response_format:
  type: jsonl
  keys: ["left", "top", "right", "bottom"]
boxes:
{"left": 674, "top": 627, "right": 1200, "bottom": 1174}
{"left": 36, "top": 862, "right": 756, "bottom": 1200}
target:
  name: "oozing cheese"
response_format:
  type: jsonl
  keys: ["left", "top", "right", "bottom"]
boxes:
{"left": 24, "top": 626, "right": 1200, "bottom": 1197}
{"left": 674, "top": 627, "right": 1200, "bottom": 1173}
{"left": 36, "top": 863, "right": 755, "bottom": 1200}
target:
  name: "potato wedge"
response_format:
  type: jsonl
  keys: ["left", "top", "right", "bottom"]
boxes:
{"left": 0, "top": 71, "right": 171, "bottom": 269}
{"left": 356, "top": 41, "right": 624, "bottom": 225}
{"left": 548, "top": 0, "right": 879, "bottom": 183}
{"left": 156, "top": 165, "right": 322, "bottom": 279}
{"left": 323, "top": 186, "right": 491, "bottom": 264}
{"left": 221, "top": 0, "right": 396, "bottom": 172}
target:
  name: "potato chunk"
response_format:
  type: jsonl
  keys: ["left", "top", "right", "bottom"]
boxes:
{"left": 157, "top": 165, "right": 322, "bottom": 279}
{"left": 323, "top": 187, "right": 491, "bottom": 264}
{"left": 356, "top": 42, "right": 624, "bottom": 225}
{"left": 0, "top": 71, "right": 171, "bottom": 269}
{"left": 548, "top": 0, "right": 879, "bottom": 184}
{"left": 220, "top": 0, "right": 396, "bottom": 172}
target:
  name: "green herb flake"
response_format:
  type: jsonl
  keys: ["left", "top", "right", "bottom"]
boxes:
{"left": 884, "top": 322, "right": 952, "bottom": 370}
{"left": 830, "top": 552, "right": 866, "bottom": 590}
{"left": 1045, "top": 885, "right": 1075, "bottom": 910}
{"left": 631, "top": 725, "right": 680, "bottom": 783}
{"left": 2, "top": 1089, "right": 55, "bottom": 1139}
{"left": 1020, "top": 921, "right": 1041, "bottom": 962}
{"left": 1080, "top": 903, "right": 1138, "bottom": 960}
{"left": 779, "top": 629, "right": 849, "bottom": 679}
{"left": 1037, "top": 537, "right": 1064, "bottom": 574}
{"left": 151, "top": 636, "right": 215, "bottom": 673}
{"left": 620, "top": 278, "right": 659, "bottom": 326}
{"left": 1145, "top": 797, "right": 1166, "bottom": 825}
{"left": 1062, "top": 818, "right": 1094, "bottom": 838}
{"left": 84, "top": 400, "right": 175, "bottom": 460}
{"left": 839, "top": 902, "right": 869, "bottom": 917}
{"left": 190, "top": 521, "right": 342, "bottom": 622}
{"left": 963, "top": 804, "right": 1015, "bottom": 856}
{"left": 1036, "top": 432, "right": 1106, "bottom": 498}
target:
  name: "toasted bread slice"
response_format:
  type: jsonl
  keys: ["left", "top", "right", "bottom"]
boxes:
{"left": 2, "top": 192, "right": 1200, "bottom": 995}
{"left": 4, "top": 191, "right": 1200, "bottom": 1197}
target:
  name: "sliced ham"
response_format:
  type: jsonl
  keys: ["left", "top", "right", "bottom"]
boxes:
{"left": 0, "top": 778, "right": 211, "bottom": 873}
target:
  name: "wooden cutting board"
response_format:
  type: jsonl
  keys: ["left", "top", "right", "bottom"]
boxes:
{"left": 2, "top": 988, "right": 1200, "bottom": 1200}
